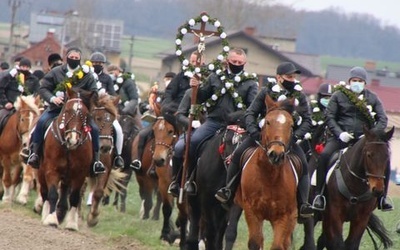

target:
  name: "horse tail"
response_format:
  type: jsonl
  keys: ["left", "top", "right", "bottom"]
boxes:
{"left": 366, "top": 213, "right": 393, "bottom": 249}
{"left": 104, "top": 169, "right": 128, "bottom": 196}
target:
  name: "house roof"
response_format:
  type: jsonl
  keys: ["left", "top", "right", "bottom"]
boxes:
{"left": 160, "top": 30, "right": 315, "bottom": 77}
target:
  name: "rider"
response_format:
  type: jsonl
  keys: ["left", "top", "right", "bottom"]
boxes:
{"left": 184, "top": 48, "right": 258, "bottom": 196}
{"left": 215, "top": 62, "right": 314, "bottom": 218}
{"left": 312, "top": 66, "right": 392, "bottom": 211}
{"left": 90, "top": 52, "right": 124, "bottom": 168}
{"left": 130, "top": 52, "right": 201, "bottom": 171}
{"left": 26, "top": 47, "right": 106, "bottom": 174}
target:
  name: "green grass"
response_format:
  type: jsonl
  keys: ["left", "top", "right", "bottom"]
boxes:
{"left": 5, "top": 178, "right": 400, "bottom": 249}
{"left": 320, "top": 55, "right": 400, "bottom": 72}
{"left": 120, "top": 36, "right": 173, "bottom": 60}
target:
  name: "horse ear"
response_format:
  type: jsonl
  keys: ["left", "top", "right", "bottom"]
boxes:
{"left": 265, "top": 94, "right": 276, "bottom": 109}
{"left": 385, "top": 126, "right": 395, "bottom": 141}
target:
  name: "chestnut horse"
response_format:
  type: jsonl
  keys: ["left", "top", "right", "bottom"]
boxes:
{"left": 38, "top": 88, "right": 96, "bottom": 230}
{"left": 315, "top": 127, "right": 393, "bottom": 250}
{"left": 235, "top": 95, "right": 299, "bottom": 250}
{"left": 0, "top": 95, "right": 40, "bottom": 203}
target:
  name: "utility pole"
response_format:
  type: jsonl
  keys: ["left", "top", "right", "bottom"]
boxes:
{"left": 128, "top": 35, "right": 134, "bottom": 71}
{"left": 7, "top": 0, "right": 21, "bottom": 63}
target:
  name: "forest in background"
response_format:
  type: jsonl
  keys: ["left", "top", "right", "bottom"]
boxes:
{"left": 2, "top": 0, "right": 400, "bottom": 62}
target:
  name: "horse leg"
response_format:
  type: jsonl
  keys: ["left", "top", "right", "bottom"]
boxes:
{"left": 243, "top": 208, "right": 263, "bottom": 250}
{"left": 1, "top": 158, "right": 13, "bottom": 203}
{"left": 205, "top": 202, "right": 229, "bottom": 250}
{"left": 186, "top": 196, "right": 201, "bottom": 250}
{"left": 323, "top": 213, "right": 345, "bottom": 250}
{"left": 300, "top": 217, "right": 316, "bottom": 250}
{"left": 176, "top": 202, "right": 188, "bottom": 250}
{"left": 138, "top": 178, "right": 153, "bottom": 220}
{"left": 225, "top": 204, "right": 243, "bottom": 250}
{"left": 88, "top": 174, "right": 107, "bottom": 227}
{"left": 16, "top": 163, "right": 33, "bottom": 205}
{"left": 65, "top": 178, "right": 85, "bottom": 231}
{"left": 57, "top": 181, "right": 69, "bottom": 223}
{"left": 42, "top": 183, "right": 59, "bottom": 227}
{"left": 270, "top": 212, "right": 297, "bottom": 250}
{"left": 344, "top": 218, "right": 370, "bottom": 250}
{"left": 152, "top": 190, "right": 162, "bottom": 220}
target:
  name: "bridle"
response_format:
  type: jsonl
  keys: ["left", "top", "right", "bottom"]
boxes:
{"left": 92, "top": 107, "right": 114, "bottom": 148}
{"left": 151, "top": 117, "right": 177, "bottom": 157}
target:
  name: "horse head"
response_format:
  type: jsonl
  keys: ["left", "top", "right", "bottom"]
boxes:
{"left": 93, "top": 95, "right": 119, "bottom": 154}
{"left": 361, "top": 126, "right": 394, "bottom": 196}
{"left": 58, "top": 88, "right": 94, "bottom": 150}
{"left": 262, "top": 94, "right": 295, "bottom": 165}
{"left": 152, "top": 116, "right": 178, "bottom": 167}
{"left": 14, "top": 95, "right": 41, "bottom": 149}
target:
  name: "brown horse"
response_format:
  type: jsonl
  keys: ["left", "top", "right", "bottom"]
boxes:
{"left": 235, "top": 95, "right": 299, "bottom": 250}
{"left": 38, "top": 88, "right": 96, "bottom": 230}
{"left": 315, "top": 127, "right": 394, "bottom": 250}
{"left": 85, "top": 94, "right": 125, "bottom": 227}
{"left": 0, "top": 95, "right": 40, "bottom": 203}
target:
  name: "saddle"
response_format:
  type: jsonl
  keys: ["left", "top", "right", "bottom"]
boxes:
{"left": 0, "top": 108, "right": 15, "bottom": 135}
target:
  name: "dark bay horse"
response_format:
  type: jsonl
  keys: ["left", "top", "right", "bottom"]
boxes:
{"left": 185, "top": 112, "right": 247, "bottom": 250}
{"left": 0, "top": 95, "right": 40, "bottom": 203}
{"left": 235, "top": 95, "right": 300, "bottom": 250}
{"left": 38, "top": 88, "right": 96, "bottom": 230}
{"left": 316, "top": 127, "right": 394, "bottom": 250}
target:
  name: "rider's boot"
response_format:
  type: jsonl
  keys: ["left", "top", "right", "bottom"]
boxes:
{"left": 215, "top": 161, "right": 241, "bottom": 204}
{"left": 168, "top": 157, "right": 182, "bottom": 197}
{"left": 298, "top": 174, "right": 313, "bottom": 218}
{"left": 312, "top": 168, "right": 326, "bottom": 211}
{"left": 27, "top": 143, "right": 40, "bottom": 169}
{"left": 93, "top": 151, "right": 106, "bottom": 174}
{"left": 378, "top": 165, "right": 393, "bottom": 212}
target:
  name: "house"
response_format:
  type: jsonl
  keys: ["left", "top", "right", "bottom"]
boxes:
{"left": 158, "top": 29, "right": 319, "bottom": 89}
{"left": 14, "top": 29, "right": 61, "bottom": 70}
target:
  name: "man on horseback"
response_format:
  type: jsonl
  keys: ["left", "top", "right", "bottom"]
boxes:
{"left": 130, "top": 52, "right": 200, "bottom": 172}
{"left": 215, "top": 62, "right": 314, "bottom": 218}
{"left": 183, "top": 48, "right": 258, "bottom": 196}
{"left": 90, "top": 52, "right": 124, "bottom": 168}
{"left": 312, "top": 66, "right": 392, "bottom": 211}
{"left": 27, "top": 47, "right": 106, "bottom": 174}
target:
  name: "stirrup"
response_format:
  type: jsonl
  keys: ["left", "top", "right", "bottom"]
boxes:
{"left": 113, "top": 155, "right": 124, "bottom": 168}
{"left": 215, "top": 188, "right": 231, "bottom": 203}
{"left": 184, "top": 181, "right": 197, "bottom": 196}
{"left": 130, "top": 159, "right": 142, "bottom": 171}
{"left": 312, "top": 194, "right": 326, "bottom": 211}
{"left": 20, "top": 147, "right": 30, "bottom": 162}
{"left": 93, "top": 161, "right": 106, "bottom": 174}
{"left": 379, "top": 196, "right": 394, "bottom": 212}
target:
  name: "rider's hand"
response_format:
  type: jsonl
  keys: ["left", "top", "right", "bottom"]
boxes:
{"left": 304, "top": 132, "right": 312, "bottom": 140}
{"left": 9, "top": 68, "right": 18, "bottom": 77}
{"left": 5, "top": 102, "right": 13, "bottom": 109}
{"left": 189, "top": 78, "right": 200, "bottom": 87}
{"left": 50, "top": 96, "right": 64, "bottom": 106}
{"left": 192, "top": 120, "right": 201, "bottom": 129}
{"left": 339, "top": 132, "right": 354, "bottom": 143}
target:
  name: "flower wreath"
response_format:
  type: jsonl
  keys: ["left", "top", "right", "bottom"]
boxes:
{"left": 200, "top": 70, "right": 257, "bottom": 112}
{"left": 334, "top": 82, "right": 375, "bottom": 126}
{"left": 114, "top": 72, "right": 135, "bottom": 92}
{"left": 266, "top": 77, "right": 303, "bottom": 106}
{"left": 54, "top": 61, "right": 92, "bottom": 95}
{"left": 309, "top": 99, "right": 325, "bottom": 126}
{"left": 175, "top": 13, "right": 229, "bottom": 81}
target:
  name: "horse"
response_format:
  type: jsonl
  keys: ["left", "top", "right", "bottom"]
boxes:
{"left": 0, "top": 95, "right": 40, "bottom": 203}
{"left": 314, "top": 126, "right": 394, "bottom": 250}
{"left": 107, "top": 114, "right": 139, "bottom": 212}
{"left": 85, "top": 94, "right": 126, "bottom": 227}
{"left": 184, "top": 111, "right": 247, "bottom": 250}
{"left": 234, "top": 95, "right": 299, "bottom": 250}
{"left": 38, "top": 87, "right": 97, "bottom": 230}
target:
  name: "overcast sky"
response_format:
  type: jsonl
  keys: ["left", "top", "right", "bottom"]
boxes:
{"left": 277, "top": 0, "right": 398, "bottom": 28}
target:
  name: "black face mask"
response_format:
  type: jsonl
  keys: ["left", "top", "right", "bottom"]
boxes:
{"left": 19, "top": 70, "right": 30, "bottom": 77}
{"left": 67, "top": 58, "right": 80, "bottom": 69}
{"left": 93, "top": 65, "right": 103, "bottom": 74}
{"left": 228, "top": 62, "right": 244, "bottom": 75}
{"left": 281, "top": 79, "right": 295, "bottom": 92}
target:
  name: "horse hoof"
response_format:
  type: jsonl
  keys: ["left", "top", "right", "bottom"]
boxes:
{"left": 87, "top": 214, "right": 99, "bottom": 227}
{"left": 43, "top": 213, "right": 59, "bottom": 227}
{"left": 16, "top": 196, "right": 28, "bottom": 205}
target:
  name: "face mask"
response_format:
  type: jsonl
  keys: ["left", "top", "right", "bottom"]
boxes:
{"left": 165, "top": 79, "right": 171, "bottom": 87}
{"left": 350, "top": 81, "right": 365, "bottom": 94}
{"left": 319, "top": 98, "right": 330, "bottom": 108}
{"left": 66, "top": 58, "right": 80, "bottom": 69}
{"left": 281, "top": 79, "right": 295, "bottom": 92}
{"left": 19, "top": 70, "right": 30, "bottom": 77}
{"left": 93, "top": 65, "right": 103, "bottom": 74}
{"left": 228, "top": 62, "right": 244, "bottom": 75}
{"left": 109, "top": 74, "right": 116, "bottom": 81}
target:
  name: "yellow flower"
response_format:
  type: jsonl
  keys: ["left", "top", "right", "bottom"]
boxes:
{"left": 85, "top": 60, "right": 92, "bottom": 67}
{"left": 76, "top": 70, "right": 84, "bottom": 79}
{"left": 66, "top": 82, "right": 72, "bottom": 89}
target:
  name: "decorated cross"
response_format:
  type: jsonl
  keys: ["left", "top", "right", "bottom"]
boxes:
{"left": 175, "top": 12, "right": 228, "bottom": 203}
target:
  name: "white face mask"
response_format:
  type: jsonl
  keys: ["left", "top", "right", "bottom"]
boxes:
{"left": 319, "top": 98, "right": 330, "bottom": 108}
{"left": 350, "top": 81, "right": 365, "bottom": 94}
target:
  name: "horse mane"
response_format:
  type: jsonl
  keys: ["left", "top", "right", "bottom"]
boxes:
{"left": 14, "top": 95, "right": 41, "bottom": 115}
{"left": 68, "top": 87, "right": 98, "bottom": 111}
{"left": 97, "top": 95, "right": 119, "bottom": 118}
{"left": 160, "top": 103, "right": 178, "bottom": 131}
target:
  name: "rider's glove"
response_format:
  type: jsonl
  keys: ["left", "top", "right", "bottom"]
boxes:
{"left": 339, "top": 132, "right": 354, "bottom": 143}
